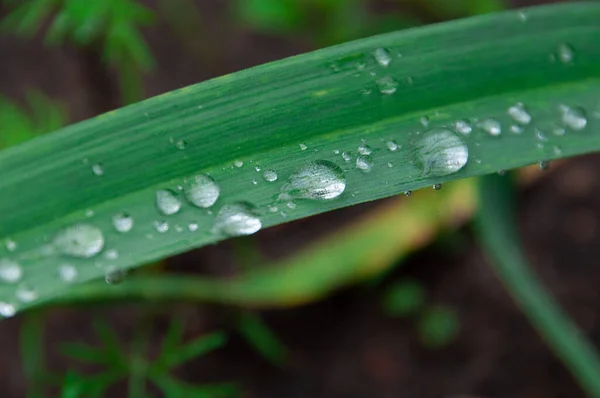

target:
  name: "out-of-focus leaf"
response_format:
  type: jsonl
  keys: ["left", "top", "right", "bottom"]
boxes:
{"left": 417, "top": 305, "right": 460, "bottom": 348}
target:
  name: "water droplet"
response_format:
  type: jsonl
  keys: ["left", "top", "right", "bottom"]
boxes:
{"left": 507, "top": 103, "right": 532, "bottom": 125}
{"left": 553, "top": 145, "right": 562, "bottom": 155}
{"left": 85, "top": 209, "right": 95, "bottom": 218}
{"left": 254, "top": 165, "right": 261, "bottom": 172}
{"left": 478, "top": 118, "right": 502, "bottom": 136}
{"left": 333, "top": 149, "right": 340, "bottom": 155}
{"left": 358, "top": 144, "right": 373, "bottom": 155}
{"left": 342, "top": 151, "right": 352, "bottom": 162}
{"left": 5, "top": 239, "right": 17, "bottom": 252}
{"left": 454, "top": 120, "right": 472, "bottom": 135}
{"left": 299, "top": 143, "right": 308, "bottom": 151}
{"left": 0, "top": 259, "right": 22, "bottom": 283}
{"left": 58, "top": 264, "right": 77, "bottom": 283}
{"left": 53, "top": 224, "right": 104, "bottom": 258}
{"left": 286, "top": 201, "right": 297, "bottom": 209}
{"left": 214, "top": 203, "right": 262, "bottom": 237}
{"left": 105, "top": 268, "right": 126, "bottom": 285}
{"left": 263, "top": 170, "right": 278, "bottom": 182}
{"left": 517, "top": 11, "right": 528, "bottom": 22}
{"left": 188, "top": 222, "right": 199, "bottom": 232}
{"left": 414, "top": 128, "right": 468, "bottom": 177}
{"left": 113, "top": 213, "right": 134, "bottom": 233}
{"left": 234, "top": 160, "right": 244, "bottom": 168}
{"left": 0, "top": 302, "right": 16, "bottom": 318}
{"left": 498, "top": 170, "right": 506, "bottom": 176}
{"left": 251, "top": 178, "right": 258, "bottom": 185}
{"left": 92, "top": 164, "right": 104, "bottom": 176}
{"left": 16, "top": 284, "right": 37, "bottom": 303}
{"left": 386, "top": 140, "right": 399, "bottom": 152}
{"left": 373, "top": 48, "right": 392, "bottom": 67}
{"left": 433, "top": 183, "right": 443, "bottom": 190}
{"left": 184, "top": 174, "right": 220, "bottom": 208}
{"left": 420, "top": 116, "right": 430, "bottom": 127}
{"left": 535, "top": 128, "right": 548, "bottom": 142}
{"left": 281, "top": 160, "right": 346, "bottom": 200}
{"left": 156, "top": 190, "right": 181, "bottom": 215}
{"left": 387, "top": 162, "right": 394, "bottom": 168}
{"left": 154, "top": 221, "right": 169, "bottom": 233}
{"left": 406, "top": 76, "right": 414, "bottom": 85}
{"left": 175, "top": 139, "right": 188, "bottom": 150}
{"left": 268, "top": 204, "right": 279, "bottom": 213}
{"left": 553, "top": 126, "right": 566, "bottom": 136}
{"left": 404, "top": 191, "right": 412, "bottom": 197}
{"left": 539, "top": 160, "right": 550, "bottom": 170}
{"left": 356, "top": 155, "right": 374, "bottom": 172}
{"left": 376, "top": 76, "right": 398, "bottom": 95}
{"left": 557, "top": 43, "right": 574, "bottom": 63}
{"left": 510, "top": 125, "right": 524, "bottom": 134}
{"left": 560, "top": 105, "right": 587, "bottom": 130}
{"left": 104, "top": 249, "right": 118, "bottom": 260}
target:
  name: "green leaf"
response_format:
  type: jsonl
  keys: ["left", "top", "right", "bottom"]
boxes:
{"left": 233, "top": 0, "right": 304, "bottom": 33}
{"left": 152, "top": 374, "right": 239, "bottom": 398}
{"left": 416, "top": 305, "right": 460, "bottom": 348}
{"left": 151, "top": 331, "right": 228, "bottom": 372}
{"left": 237, "top": 311, "right": 288, "bottom": 366}
{"left": 382, "top": 279, "right": 426, "bottom": 317}
{"left": 1, "top": 3, "right": 600, "bottom": 316}
{"left": 475, "top": 173, "right": 600, "bottom": 398}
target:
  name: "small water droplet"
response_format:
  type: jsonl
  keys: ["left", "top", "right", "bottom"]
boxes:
{"left": 286, "top": 201, "right": 297, "bottom": 209}
{"left": 251, "top": 178, "right": 258, "bottom": 185}
{"left": 358, "top": 144, "right": 373, "bottom": 155}
{"left": 5, "top": 239, "right": 17, "bottom": 252}
{"left": 414, "top": 128, "right": 468, "bottom": 177}
{"left": 498, "top": 170, "right": 506, "bottom": 176}
{"left": 105, "top": 268, "right": 126, "bottom": 285}
{"left": 104, "top": 249, "right": 119, "bottom": 260}
{"left": 58, "top": 264, "right": 77, "bottom": 283}
{"left": 342, "top": 151, "right": 352, "bottom": 162}
{"left": 214, "top": 203, "right": 262, "bottom": 237}
{"left": 560, "top": 105, "right": 587, "bottom": 130}
{"left": 85, "top": 209, "right": 95, "bottom": 218}
{"left": 333, "top": 149, "right": 340, "bottom": 155}
{"left": 154, "top": 221, "right": 169, "bottom": 233}
{"left": 188, "top": 222, "right": 199, "bottom": 232}
{"left": 234, "top": 160, "right": 244, "bottom": 168}
{"left": 517, "top": 11, "right": 528, "bottom": 22}
{"left": 174, "top": 225, "right": 184, "bottom": 233}
{"left": 16, "top": 284, "right": 38, "bottom": 303}
{"left": 376, "top": 76, "right": 398, "bottom": 95}
{"left": 356, "top": 155, "right": 373, "bottom": 172}
{"left": 510, "top": 125, "right": 524, "bottom": 134}
{"left": 406, "top": 76, "right": 414, "bottom": 85}
{"left": 184, "top": 174, "right": 220, "bottom": 208}
{"left": 53, "top": 224, "right": 104, "bottom": 258}
{"left": 113, "top": 213, "right": 134, "bottom": 233}
{"left": 175, "top": 139, "right": 188, "bottom": 150}
{"left": 507, "top": 103, "right": 532, "bottom": 125}
{"left": 478, "top": 118, "right": 502, "bottom": 136}
{"left": 404, "top": 190, "right": 412, "bottom": 197}
{"left": 557, "top": 43, "right": 574, "bottom": 64}
{"left": 539, "top": 160, "right": 550, "bottom": 170}
{"left": 386, "top": 140, "right": 399, "bottom": 152}
{"left": 373, "top": 48, "right": 392, "bottom": 67}
{"left": 299, "top": 143, "right": 308, "bottom": 151}
{"left": 420, "top": 116, "right": 430, "bottom": 127}
{"left": 281, "top": 160, "right": 347, "bottom": 200}
{"left": 92, "top": 164, "right": 104, "bottom": 176}
{"left": 0, "top": 302, "right": 16, "bottom": 318}
{"left": 454, "top": 120, "right": 472, "bottom": 135}
{"left": 263, "top": 170, "right": 278, "bottom": 182}
{"left": 268, "top": 204, "right": 279, "bottom": 213}
{"left": 553, "top": 126, "right": 566, "bottom": 136}
{"left": 254, "top": 165, "right": 261, "bottom": 172}
{"left": 553, "top": 145, "right": 562, "bottom": 155}
{"left": 387, "top": 162, "right": 394, "bottom": 168}
{"left": 433, "top": 183, "right": 443, "bottom": 190}
{"left": 156, "top": 190, "right": 182, "bottom": 215}
{"left": 0, "top": 259, "right": 22, "bottom": 283}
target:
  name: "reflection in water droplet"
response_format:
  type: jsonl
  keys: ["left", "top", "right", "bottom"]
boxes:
{"left": 342, "top": 151, "right": 352, "bottom": 162}
{"left": 281, "top": 160, "right": 346, "bottom": 200}
{"left": 0, "top": 259, "right": 22, "bottom": 283}
{"left": 374, "top": 48, "right": 392, "bottom": 67}
{"left": 5, "top": 239, "right": 17, "bottom": 252}
{"left": 356, "top": 155, "right": 373, "bottom": 172}
{"left": 214, "top": 203, "right": 262, "bottom": 237}
{"left": 154, "top": 221, "right": 169, "bottom": 233}
{"left": 53, "top": 224, "right": 104, "bottom": 258}
{"left": 386, "top": 140, "right": 399, "bottom": 152}
{"left": 16, "top": 284, "right": 38, "bottom": 303}
{"left": 479, "top": 118, "right": 502, "bottom": 136}
{"left": 58, "top": 264, "right": 77, "bottom": 283}
{"left": 92, "top": 164, "right": 104, "bottom": 176}
{"left": 358, "top": 144, "right": 372, "bottom": 155}
{"left": 414, "top": 128, "right": 468, "bottom": 177}
{"left": 113, "top": 213, "right": 134, "bottom": 233}
{"left": 454, "top": 120, "right": 472, "bottom": 135}
{"left": 433, "top": 183, "right": 443, "bottom": 190}
{"left": 0, "top": 302, "right": 16, "bottom": 318}
{"left": 184, "top": 174, "right": 220, "bottom": 208}
{"left": 263, "top": 170, "right": 278, "bottom": 182}
{"left": 560, "top": 105, "right": 587, "bottom": 130}
{"left": 156, "top": 190, "right": 181, "bottom": 215}
{"left": 376, "top": 76, "right": 398, "bottom": 95}
{"left": 508, "top": 103, "right": 532, "bottom": 125}
{"left": 234, "top": 160, "right": 244, "bottom": 168}
{"left": 557, "top": 43, "right": 574, "bottom": 63}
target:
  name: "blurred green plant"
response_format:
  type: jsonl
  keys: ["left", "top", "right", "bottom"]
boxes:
{"left": 20, "top": 314, "right": 237, "bottom": 398}
{"left": 382, "top": 279, "right": 426, "bottom": 317}
{"left": 1, "top": 0, "right": 155, "bottom": 104}
{"left": 417, "top": 305, "right": 460, "bottom": 349}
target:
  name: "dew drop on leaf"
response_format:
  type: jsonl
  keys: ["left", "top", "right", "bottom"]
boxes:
{"left": 53, "top": 224, "right": 104, "bottom": 258}
{"left": 414, "top": 128, "right": 468, "bottom": 177}
{"left": 113, "top": 213, "right": 134, "bottom": 233}
{"left": 58, "top": 264, "right": 77, "bottom": 283}
{"left": 92, "top": 164, "right": 104, "bottom": 176}
{"left": 281, "top": 160, "right": 346, "bottom": 200}
{"left": 386, "top": 140, "right": 399, "bottom": 152}
{"left": 358, "top": 144, "right": 373, "bottom": 155}
{"left": 5, "top": 239, "right": 17, "bottom": 252}
{"left": 234, "top": 160, "right": 244, "bottom": 168}
{"left": 0, "top": 258, "right": 22, "bottom": 283}
{"left": 263, "top": 170, "right": 278, "bottom": 182}
{"left": 0, "top": 302, "right": 16, "bottom": 318}
{"left": 342, "top": 151, "right": 352, "bottom": 162}
{"left": 454, "top": 120, "right": 472, "bottom": 135}
{"left": 433, "top": 183, "right": 443, "bottom": 190}
{"left": 213, "top": 203, "right": 262, "bottom": 237}
{"left": 154, "top": 221, "right": 169, "bottom": 233}
{"left": 356, "top": 155, "right": 374, "bottom": 172}
{"left": 559, "top": 105, "right": 587, "bottom": 130}
{"left": 156, "top": 190, "right": 182, "bottom": 215}
{"left": 16, "top": 284, "right": 38, "bottom": 303}
{"left": 373, "top": 48, "right": 392, "bottom": 67}
{"left": 184, "top": 174, "right": 220, "bottom": 208}
{"left": 507, "top": 103, "right": 532, "bottom": 125}
{"left": 376, "top": 76, "right": 398, "bottom": 95}
{"left": 105, "top": 267, "right": 126, "bottom": 285}
{"left": 557, "top": 43, "right": 574, "bottom": 63}
{"left": 478, "top": 118, "right": 502, "bottom": 136}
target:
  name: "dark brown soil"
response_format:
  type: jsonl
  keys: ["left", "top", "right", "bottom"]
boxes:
{"left": 1, "top": 1, "right": 598, "bottom": 397}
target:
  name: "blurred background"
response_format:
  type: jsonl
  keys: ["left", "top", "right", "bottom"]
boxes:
{"left": 1, "top": 0, "right": 598, "bottom": 397}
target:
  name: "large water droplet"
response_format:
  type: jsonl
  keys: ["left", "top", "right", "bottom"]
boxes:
{"left": 559, "top": 105, "right": 587, "bottom": 130}
{"left": 557, "top": 43, "right": 574, "bottom": 63}
{"left": 113, "top": 213, "right": 134, "bottom": 233}
{"left": 156, "top": 190, "right": 182, "bottom": 215}
{"left": 414, "top": 128, "right": 469, "bottom": 177}
{"left": 478, "top": 118, "right": 502, "bottom": 136}
{"left": 507, "top": 103, "right": 532, "bottom": 125}
{"left": 376, "top": 76, "right": 398, "bottom": 95}
{"left": 214, "top": 203, "right": 262, "bottom": 237}
{"left": 53, "top": 224, "right": 104, "bottom": 258}
{"left": 263, "top": 170, "right": 278, "bottom": 182}
{"left": 58, "top": 264, "right": 77, "bottom": 283}
{"left": 0, "top": 259, "right": 22, "bottom": 283}
{"left": 356, "top": 155, "right": 373, "bottom": 172}
{"left": 0, "top": 302, "right": 16, "bottom": 318}
{"left": 373, "top": 48, "right": 392, "bottom": 67}
{"left": 184, "top": 174, "right": 220, "bottom": 208}
{"left": 281, "top": 160, "right": 346, "bottom": 200}
{"left": 16, "top": 284, "right": 38, "bottom": 303}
